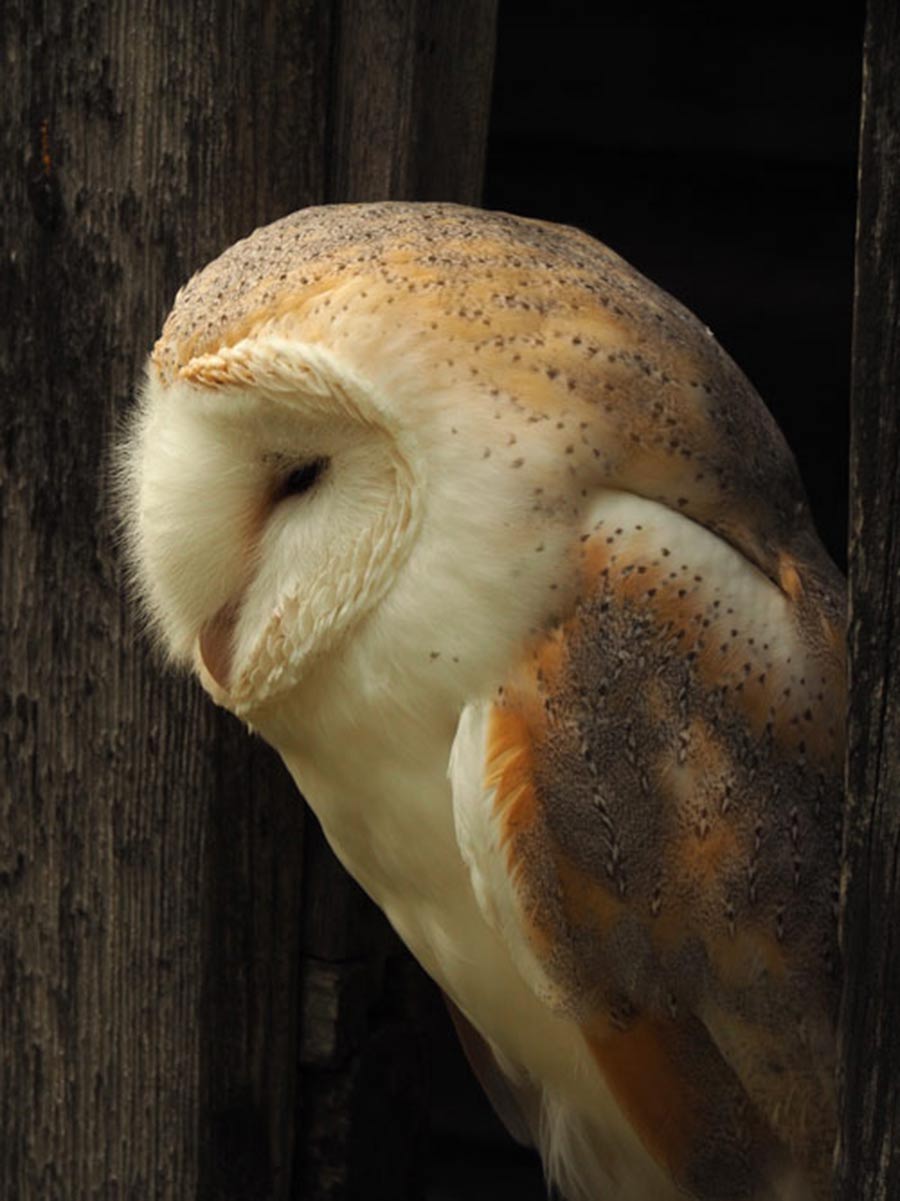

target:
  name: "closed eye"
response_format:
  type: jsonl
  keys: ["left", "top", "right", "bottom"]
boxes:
{"left": 278, "top": 457, "right": 330, "bottom": 500}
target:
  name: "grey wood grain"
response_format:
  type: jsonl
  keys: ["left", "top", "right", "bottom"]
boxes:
{"left": 838, "top": 0, "right": 900, "bottom": 1196}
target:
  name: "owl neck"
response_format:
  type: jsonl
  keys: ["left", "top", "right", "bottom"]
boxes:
{"left": 253, "top": 647, "right": 467, "bottom": 909}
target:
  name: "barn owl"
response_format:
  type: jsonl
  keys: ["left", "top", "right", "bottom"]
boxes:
{"left": 119, "top": 202, "right": 845, "bottom": 1201}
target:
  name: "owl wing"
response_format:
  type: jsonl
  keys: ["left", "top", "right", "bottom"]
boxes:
{"left": 450, "top": 490, "right": 844, "bottom": 1200}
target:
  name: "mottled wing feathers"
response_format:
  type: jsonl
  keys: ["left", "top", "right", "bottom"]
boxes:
{"left": 451, "top": 490, "right": 843, "bottom": 1199}
{"left": 581, "top": 1009, "right": 786, "bottom": 1200}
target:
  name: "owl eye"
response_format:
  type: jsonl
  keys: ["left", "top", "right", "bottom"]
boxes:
{"left": 279, "top": 457, "right": 329, "bottom": 499}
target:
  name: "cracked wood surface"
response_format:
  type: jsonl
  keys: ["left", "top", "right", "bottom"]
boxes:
{"left": 838, "top": 1, "right": 900, "bottom": 1197}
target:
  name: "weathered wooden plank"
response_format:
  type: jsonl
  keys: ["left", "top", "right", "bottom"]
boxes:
{"left": 1, "top": 3, "right": 326, "bottom": 1198}
{"left": 328, "top": 0, "right": 498, "bottom": 204}
{"left": 837, "top": 0, "right": 900, "bottom": 1196}
{"left": 410, "top": 0, "right": 500, "bottom": 204}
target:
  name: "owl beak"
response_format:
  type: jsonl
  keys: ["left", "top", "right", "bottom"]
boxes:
{"left": 196, "top": 602, "right": 239, "bottom": 705}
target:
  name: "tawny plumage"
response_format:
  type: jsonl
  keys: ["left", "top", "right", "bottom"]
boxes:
{"left": 120, "top": 202, "right": 844, "bottom": 1201}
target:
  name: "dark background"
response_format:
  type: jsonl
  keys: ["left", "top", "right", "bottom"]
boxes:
{"left": 426, "top": 4, "right": 862, "bottom": 1195}
{"left": 487, "top": 2, "right": 861, "bottom": 569}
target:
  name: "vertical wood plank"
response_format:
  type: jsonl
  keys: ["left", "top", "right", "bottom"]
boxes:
{"left": 328, "top": 0, "right": 498, "bottom": 204}
{"left": 1, "top": 3, "right": 328, "bottom": 1197}
{"left": 410, "top": 0, "right": 500, "bottom": 204}
{"left": 838, "top": 0, "right": 900, "bottom": 1196}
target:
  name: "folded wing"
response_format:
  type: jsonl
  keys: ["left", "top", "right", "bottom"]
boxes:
{"left": 451, "top": 489, "right": 844, "bottom": 1200}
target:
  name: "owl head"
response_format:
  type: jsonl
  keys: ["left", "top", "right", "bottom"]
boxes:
{"left": 118, "top": 202, "right": 807, "bottom": 729}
